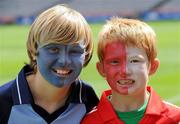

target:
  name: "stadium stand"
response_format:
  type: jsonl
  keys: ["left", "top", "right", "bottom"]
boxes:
{"left": 0, "top": 0, "right": 179, "bottom": 24}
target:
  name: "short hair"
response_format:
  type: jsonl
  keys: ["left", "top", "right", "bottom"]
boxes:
{"left": 27, "top": 4, "right": 93, "bottom": 70}
{"left": 97, "top": 17, "right": 157, "bottom": 63}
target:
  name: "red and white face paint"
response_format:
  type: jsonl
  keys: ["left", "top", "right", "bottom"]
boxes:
{"left": 101, "top": 42, "right": 149, "bottom": 95}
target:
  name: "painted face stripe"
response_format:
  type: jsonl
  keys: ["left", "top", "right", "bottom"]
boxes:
{"left": 118, "top": 42, "right": 128, "bottom": 95}
{"left": 119, "top": 42, "right": 127, "bottom": 79}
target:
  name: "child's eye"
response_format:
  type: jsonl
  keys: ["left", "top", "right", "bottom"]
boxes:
{"left": 70, "top": 50, "right": 83, "bottom": 54}
{"left": 69, "top": 49, "right": 85, "bottom": 55}
{"left": 130, "top": 59, "right": 140, "bottom": 63}
{"left": 110, "top": 60, "right": 120, "bottom": 65}
{"left": 48, "top": 47, "right": 59, "bottom": 53}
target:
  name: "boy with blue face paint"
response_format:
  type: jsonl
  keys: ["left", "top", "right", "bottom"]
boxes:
{"left": 0, "top": 5, "right": 99, "bottom": 124}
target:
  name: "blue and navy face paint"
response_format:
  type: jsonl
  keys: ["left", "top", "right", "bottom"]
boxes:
{"left": 36, "top": 41, "right": 86, "bottom": 87}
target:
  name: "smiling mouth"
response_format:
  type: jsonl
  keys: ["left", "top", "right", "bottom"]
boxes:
{"left": 117, "top": 79, "right": 135, "bottom": 86}
{"left": 53, "top": 68, "right": 72, "bottom": 77}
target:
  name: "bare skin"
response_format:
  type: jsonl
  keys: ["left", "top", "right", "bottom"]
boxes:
{"left": 27, "top": 70, "right": 71, "bottom": 114}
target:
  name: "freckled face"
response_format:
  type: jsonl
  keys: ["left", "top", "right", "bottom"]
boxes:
{"left": 101, "top": 42, "right": 149, "bottom": 95}
{"left": 36, "top": 43, "right": 85, "bottom": 87}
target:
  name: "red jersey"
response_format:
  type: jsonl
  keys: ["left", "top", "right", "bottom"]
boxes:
{"left": 81, "top": 86, "right": 180, "bottom": 124}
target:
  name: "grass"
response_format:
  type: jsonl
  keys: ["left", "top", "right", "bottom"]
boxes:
{"left": 0, "top": 21, "right": 180, "bottom": 106}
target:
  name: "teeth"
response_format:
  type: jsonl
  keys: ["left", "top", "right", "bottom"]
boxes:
{"left": 119, "top": 80, "right": 126, "bottom": 84}
{"left": 54, "top": 69, "right": 71, "bottom": 75}
{"left": 117, "top": 80, "right": 134, "bottom": 85}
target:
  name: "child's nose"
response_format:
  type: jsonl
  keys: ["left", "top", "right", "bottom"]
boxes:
{"left": 119, "top": 61, "right": 126, "bottom": 78}
{"left": 119, "top": 62, "right": 131, "bottom": 78}
{"left": 57, "top": 51, "right": 71, "bottom": 67}
{"left": 125, "top": 64, "right": 131, "bottom": 75}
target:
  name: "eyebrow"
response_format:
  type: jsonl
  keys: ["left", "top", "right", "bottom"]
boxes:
{"left": 128, "top": 55, "right": 145, "bottom": 59}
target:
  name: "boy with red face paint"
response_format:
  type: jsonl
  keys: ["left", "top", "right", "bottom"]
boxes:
{"left": 0, "top": 5, "right": 99, "bottom": 124}
{"left": 81, "top": 17, "right": 180, "bottom": 124}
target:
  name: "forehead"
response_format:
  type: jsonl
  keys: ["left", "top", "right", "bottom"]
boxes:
{"left": 38, "top": 40, "right": 85, "bottom": 48}
{"left": 104, "top": 42, "right": 125, "bottom": 57}
{"left": 104, "top": 42, "right": 147, "bottom": 57}
{"left": 126, "top": 46, "right": 147, "bottom": 57}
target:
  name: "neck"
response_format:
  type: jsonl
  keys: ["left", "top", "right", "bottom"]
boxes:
{"left": 110, "top": 89, "right": 149, "bottom": 112}
{"left": 27, "top": 73, "right": 71, "bottom": 113}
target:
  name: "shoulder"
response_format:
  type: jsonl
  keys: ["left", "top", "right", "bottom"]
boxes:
{"left": 81, "top": 106, "right": 102, "bottom": 124}
{"left": 79, "top": 80, "right": 98, "bottom": 99}
{"left": 79, "top": 80, "right": 99, "bottom": 112}
{"left": 0, "top": 80, "right": 15, "bottom": 101}
{"left": 0, "top": 80, "right": 15, "bottom": 123}
{"left": 80, "top": 80, "right": 95, "bottom": 90}
{"left": 162, "top": 101, "right": 180, "bottom": 122}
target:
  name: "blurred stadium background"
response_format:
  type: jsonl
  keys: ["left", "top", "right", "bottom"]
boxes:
{"left": 0, "top": 0, "right": 180, "bottom": 24}
{"left": 0, "top": 0, "right": 180, "bottom": 105}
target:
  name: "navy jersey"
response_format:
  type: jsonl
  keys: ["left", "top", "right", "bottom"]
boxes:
{"left": 0, "top": 65, "right": 99, "bottom": 124}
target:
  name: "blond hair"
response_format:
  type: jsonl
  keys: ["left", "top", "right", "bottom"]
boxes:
{"left": 27, "top": 4, "right": 93, "bottom": 70}
{"left": 97, "top": 17, "right": 157, "bottom": 63}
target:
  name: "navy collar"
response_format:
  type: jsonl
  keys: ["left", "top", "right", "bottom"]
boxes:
{"left": 12, "top": 65, "right": 34, "bottom": 105}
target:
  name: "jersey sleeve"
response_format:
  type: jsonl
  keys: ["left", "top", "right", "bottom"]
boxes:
{"left": 81, "top": 82, "right": 99, "bottom": 113}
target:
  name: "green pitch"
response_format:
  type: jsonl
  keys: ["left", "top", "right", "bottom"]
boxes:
{"left": 0, "top": 21, "right": 180, "bottom": 106}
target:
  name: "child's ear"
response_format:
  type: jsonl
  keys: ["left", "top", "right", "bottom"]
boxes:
{"left": 96, "top": 62, "right": 106, "bottom": 77}
{"left": 149, "top": 58, "right": 160, "bottom": 75}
